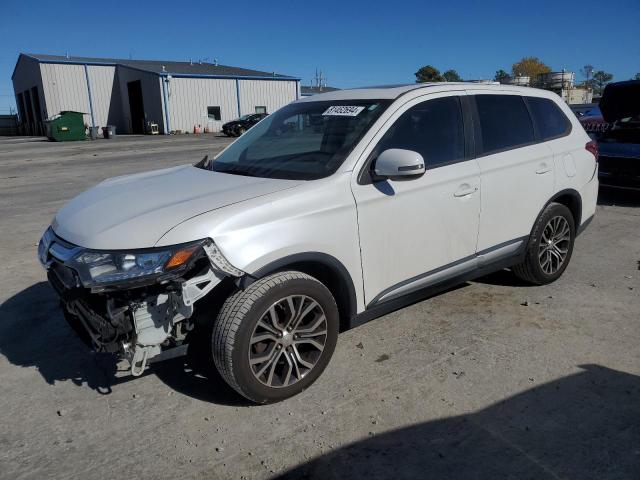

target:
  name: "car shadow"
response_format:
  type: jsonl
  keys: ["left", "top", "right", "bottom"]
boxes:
{"left": 0, "top": 282, "right": 246, "bottom": 406}
{"left": 277, "top": 364, "right": 640, "bottom": 480}
{"left": 473, "top": 268, "right": 536, "bottom": 287}
{"left": 598, "top": 186, "right": 640, "bottom": 207}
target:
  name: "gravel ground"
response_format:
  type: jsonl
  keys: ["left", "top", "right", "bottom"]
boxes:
{"left": 0, "top": 135, "right": 638, "bottom": 480}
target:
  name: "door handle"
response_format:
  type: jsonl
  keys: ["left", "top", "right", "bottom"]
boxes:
{"left": 536, "top": 164, "right": 552, "bottom": 174}
{"left": 454, "top": 186, "right": 478, "bottom": 197}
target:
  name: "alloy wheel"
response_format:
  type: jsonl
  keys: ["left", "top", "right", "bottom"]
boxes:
{"left": 538, "top": 215, "right": 571, "bottom": 275}
{"left": 248, "top": 295, "right": 327, "bottom": 388}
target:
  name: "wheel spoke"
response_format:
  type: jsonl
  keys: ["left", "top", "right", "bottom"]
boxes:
{"left": 292, "top": 344, "right": 314, "bottom": 369}
{"left": 295, "top": 338, "right": 324, "bottom": 351}
{"left": 265, "top": 350, "right": 283, "bottom": 386}
{"left": 294, "top": 314, "right": 326, "bottom": 335}
{"left": 269, "top": 306, "right": 282, "bottom": 330}
{"left": 251, "top": 345, "right": 277, "bottom": 367}
{"left": 250, "top": 332, "right": 278, "bottom": 344}
{"left": 288, "top": 349, "right": 302, "bottom": 380}
{"left": 554, "top": 225, "right": 570, "bottom": 241}
{"left": 291, "top": 300, "right": 318, "bottom": 331}
{"left": 282, "top": 350, "right": 294, "bottom": 386}
{"left": 298, "top": 329, "right": 327, "bottom": 339}
{"left": 547, "top": 251, "right": 554, "bottom": 273}
{"left": 257, "top": 319, "right": 279, "bottom": 335}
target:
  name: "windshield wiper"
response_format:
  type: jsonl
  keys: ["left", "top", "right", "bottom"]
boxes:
{"left": 214, "top": 166, "right": 261, "bottom": 177}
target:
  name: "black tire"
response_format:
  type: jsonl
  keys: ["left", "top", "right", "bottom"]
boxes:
{"left": 212, "top": 271, "right": 339, "bottom": 404}
{"left": 236, "top": 126, "right": 246, "bottom": 136}
{"left": 512, "top": 202, "right": 576, "bottom": 285}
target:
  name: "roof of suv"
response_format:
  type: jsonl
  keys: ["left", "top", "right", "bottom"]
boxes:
{"left": 296, "top": 82, "right": 547, "bottom": 102}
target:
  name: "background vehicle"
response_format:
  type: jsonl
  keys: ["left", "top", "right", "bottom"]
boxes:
{"left": 39, "top": 84, "right": 598, "bottom": 403}
{"left": 222, "top": 113, "right": 267, "bottom": 137}
{"left": 570, "top": 103, "right": 599, "bottom": 118}
{"left": 580, "top": 80, "right": 640, "bottom": 190}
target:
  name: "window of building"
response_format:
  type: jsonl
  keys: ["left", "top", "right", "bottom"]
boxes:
{"left": 374, "top": 96, "right": 465, "bottom": 169}
{"left": 255, "top": 106, "right": 267, "bottom": 114}
{"left": 207, "top": 106, "right": 221, "bottom": 121}
{"left": 474, "top": 95, "right": 534, "bottom": 155}
{"left": 525, "top": 97, "right": 571, "bottom": 141}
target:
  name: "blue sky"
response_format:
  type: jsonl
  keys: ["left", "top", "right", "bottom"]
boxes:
{"left": 1, "top": 0, "right": 639, "bottom": 113}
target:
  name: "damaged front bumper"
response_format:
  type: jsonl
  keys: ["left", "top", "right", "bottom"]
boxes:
{"left": 38, "top": 227, "right": 242, "bottom": 375}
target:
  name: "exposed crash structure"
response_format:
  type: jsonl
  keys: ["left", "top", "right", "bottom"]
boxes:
{"left": 38, "top": 227, "right": 241, "bottom": 375}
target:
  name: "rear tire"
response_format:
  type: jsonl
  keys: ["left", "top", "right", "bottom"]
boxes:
{"left": 512, "top": 202, "right": 576, "bottom": 285}
{"left": 212, "top": 271, "right": 339, "bottom": 404}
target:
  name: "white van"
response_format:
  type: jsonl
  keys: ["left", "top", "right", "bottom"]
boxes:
{"left": 38, "top": 83, "right": 598, "bottom": 403}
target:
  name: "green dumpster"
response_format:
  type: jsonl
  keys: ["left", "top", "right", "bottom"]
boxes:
{"left": 44, "top": 111, "right": 87, "bottom": 141}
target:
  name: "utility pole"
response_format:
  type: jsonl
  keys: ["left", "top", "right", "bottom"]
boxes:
{"left": 313, "top": 68, "right": 327, "bottom": 91}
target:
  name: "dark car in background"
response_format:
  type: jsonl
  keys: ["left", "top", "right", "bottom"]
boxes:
{"left": 222, "top": 113, "right": 268, "bottom": 137}
{"left": 580, "top": 80, "right": 640, "bottom": 190}
{"left": 570, "top": 103, "right": 599, "bottom": 118}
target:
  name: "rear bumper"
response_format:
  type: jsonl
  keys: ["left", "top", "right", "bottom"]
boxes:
{"left": 599, "top": 172, "right": 640, "bottom": 190}
{"left": 597, "top": 149, "right": 640, "bottom": 190}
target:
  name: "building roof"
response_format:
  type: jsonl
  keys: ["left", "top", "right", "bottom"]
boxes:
{"left": 19, "top": 53, "right": 299, "bottom": 80}
{"left": 300, "top": 85, "right": 340, "bottom": 95}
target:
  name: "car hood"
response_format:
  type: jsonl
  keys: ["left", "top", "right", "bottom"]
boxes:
{"left": 52, "top": 165, "right": 302, "bottom": 250}
{"left": 600, "top": 80, "right": 640, "bottom": 123}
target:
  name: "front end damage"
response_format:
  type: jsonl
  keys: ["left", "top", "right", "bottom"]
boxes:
{"left": 38, "top": 227, "right": 241, "bottom": 375}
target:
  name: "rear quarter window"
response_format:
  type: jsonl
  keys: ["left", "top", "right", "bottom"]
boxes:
{"left": 474, "top": 95, "right": 535, "bottom": 155}
{"left": 525, "top": 96, "right": 572, "bottom": 140}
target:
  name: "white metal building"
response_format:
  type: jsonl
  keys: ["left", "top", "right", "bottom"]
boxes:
{"left": 12, "top": 53, "right": 300, "bottom": 135}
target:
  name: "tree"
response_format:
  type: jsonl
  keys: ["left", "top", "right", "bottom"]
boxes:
{"left": 494, "top": 69, "right": 510, "bottom": 83}
{"left": 511, "top": 57, "right": 551, "bottom": 84}
{"left": 415, "top": 65, "right": 442, "bottom": 83}
{"left": 592, "top": 70, "right": 614, "bottom": 95}
{"left": 442, "top": 69, "right": 462, "bottom": 82}
{"left": 634, "top": 73, "right": 640, "bottom": 81}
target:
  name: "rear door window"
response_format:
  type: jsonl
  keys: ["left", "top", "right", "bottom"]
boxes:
{"left": 374, "top": 96, "right": 466, "bottom": 169}
{"left": 525, "top": 96, "right": 571, "bottom": 140}
{"left": 474, "top": 95, "right": 534, "bottom": 155}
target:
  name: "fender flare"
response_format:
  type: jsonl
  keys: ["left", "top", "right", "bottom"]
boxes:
{"left": 537, "top": 188, "right": 583, "bottom": 231}
{"left": 248, "top": 252, "right": 358, "bottom": 323}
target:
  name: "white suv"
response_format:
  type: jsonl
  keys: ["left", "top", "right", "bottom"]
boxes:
{"left": 38, "top": 83, "right": 599, "bottom": 403}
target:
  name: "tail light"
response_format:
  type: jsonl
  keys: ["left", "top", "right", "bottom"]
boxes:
{"left": 585, "top": 140, "right": 599, "bottom": 162}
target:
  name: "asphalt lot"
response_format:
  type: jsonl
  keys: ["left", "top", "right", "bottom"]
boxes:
{"left": 0, "top": 135, "right": 639, "bottom": 480}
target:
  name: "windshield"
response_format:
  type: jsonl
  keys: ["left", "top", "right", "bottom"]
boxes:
{"left": 237, "top": 114, "right": 253, "bottom": 121}
{"left": 211, "top": 100, "right": 389, "bottom": 180}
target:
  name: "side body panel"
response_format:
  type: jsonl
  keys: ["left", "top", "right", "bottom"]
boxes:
{"left": 467, "top": 90, "right": 556, "bottom": 251}
{"left": 349, "top": 91, "right": 481, "bottom": 305}
{"left": 156, "top": 174, "right": 366, "bottom": 313}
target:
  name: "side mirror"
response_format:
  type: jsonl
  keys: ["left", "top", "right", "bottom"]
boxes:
{"left": 373, "top": 149, "right": 426, "bottom": 179}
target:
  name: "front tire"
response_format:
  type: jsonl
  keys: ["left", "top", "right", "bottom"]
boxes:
{"left": 212, "top": 271, "right": 339, "bottom": 404}
{"left": 512, "top": 202, "right": 576, "bottom": 285}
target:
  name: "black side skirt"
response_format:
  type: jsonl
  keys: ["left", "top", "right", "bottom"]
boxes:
{"left": 349, "top": 238, "right": 527, "bottom": 330}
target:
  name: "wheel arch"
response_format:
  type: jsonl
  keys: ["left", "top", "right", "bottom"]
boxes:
{"left": 249, "top": 252, "right": 358, "bottom": 331}
{"left": 547, "top": 188, "right": 582, "bottom": 227}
